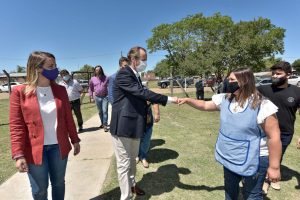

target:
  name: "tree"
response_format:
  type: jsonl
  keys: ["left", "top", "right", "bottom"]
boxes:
{"left": 153, "top": 59, "right": 172, "bottom": 78}
{"left": 263, "top": 57, "right": 282, "bottom": 70}
{"left": 147, "top": 13, "right": 285, "bottom": 78}
{"left": 292, "top": 59, "right": 300, "bottom": 73}
{"left": 16, "top": 65, "right": 26, "bottom": 73}
{"left": 75, "top": 64, "right": 94, "bottom": 80}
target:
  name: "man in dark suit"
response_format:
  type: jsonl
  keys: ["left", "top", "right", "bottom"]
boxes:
{"left": 110, "top": 46, "right": 177, "bottom": 200}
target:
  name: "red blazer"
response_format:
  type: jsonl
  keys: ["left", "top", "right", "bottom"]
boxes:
{"left": 10, "top": 83, "right": 81, "bottom": 165}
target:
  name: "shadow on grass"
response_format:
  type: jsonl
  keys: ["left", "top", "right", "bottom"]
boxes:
{"left": 135, "top": 164, "right": 224, "bottom": 199}
{"left": 149, "top": 139, "right": 165, "bottom": 149}
{"left": 281, "top": 165, "right": 300, "bottom": 189}
{"left": 79, "top": 126, "right": 100, "bottom": 133}
{"left": 0, "top": 123, "right": 9, "bottom": 126}
{"left": 91, "top": 164, "right": 224, "bottom": 200}
{"left": 148, "top": 139, "right": 178, "bottom": 163}
{"left": 147, "top": 148, "right": 179, "bottom": 163}
{"left": 90, "top": 187, "right": 120, "bottom": 200}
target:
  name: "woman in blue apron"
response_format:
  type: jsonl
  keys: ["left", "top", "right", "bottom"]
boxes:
{"left": 178, "top": 68, "right": 282, "bottom": 200}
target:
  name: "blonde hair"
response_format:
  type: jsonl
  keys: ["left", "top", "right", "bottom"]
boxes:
{"left": 25, "top": 51, "right": 55, "bottom": 94}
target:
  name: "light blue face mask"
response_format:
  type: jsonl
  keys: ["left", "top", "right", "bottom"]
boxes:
{"left": 136, "top": 60, "right": 147, "bottom": 72}
{"left": 63, "top": 75, "right": 71, "bottom": 82}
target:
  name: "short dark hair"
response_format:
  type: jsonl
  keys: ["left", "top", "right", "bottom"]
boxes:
{"left": 119, "top": 57, "right": 128, "bottom": 67}
{"left": 127, "top": 46, "right": 146, "bottom": 65}
{"left": 60, "top": 69, "right": 69, "bottom": 76}
{"left": 270, "top": 61, "right": 292, "bottom": 74}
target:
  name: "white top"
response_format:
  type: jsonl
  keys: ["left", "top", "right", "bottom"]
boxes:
{"left": 36, "top": 86, "right": 58, "bottom": 145}
{"left": 59, "top": 79, "right": 83, "bottom": 101}
{"left": 212, "top": 93, "right": 278, "bottom": 156}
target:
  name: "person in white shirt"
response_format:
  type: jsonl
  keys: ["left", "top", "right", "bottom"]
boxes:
{"left": 59, "top": 69, "right": 84, "bottom": 132}
{"left": 178, "top": 67, "right": 281, "bottom": 200}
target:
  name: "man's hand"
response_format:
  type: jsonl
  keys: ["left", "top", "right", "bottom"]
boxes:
{"left": 178, "top": 98, "right": 189, "bottom": 105}
{"left": 15, "top": 157, "right": 28, "bottom": 173}
{"left": 297, "top": 138, "right": 300, "bottom": 149}
{"left": 266, "top": 167, "right": 281, "bottom": 183}
{"left": 73, "top": 143, "right": 80, "bottom": 156}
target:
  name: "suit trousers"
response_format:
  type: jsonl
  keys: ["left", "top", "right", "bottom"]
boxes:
{"left": 111, "top": 135, "right": 140, "bottom": 200}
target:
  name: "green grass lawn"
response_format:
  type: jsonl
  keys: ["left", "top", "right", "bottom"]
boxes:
{"left": 100, "top": 91, "right": 300, "bottom": 200}
{"left": 0, "top": 95, "right": 97, "bottom": 184}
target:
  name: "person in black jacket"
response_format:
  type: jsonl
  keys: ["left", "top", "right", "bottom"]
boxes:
{"left": 110, "top": 46, "right": 177, "bottom": 200}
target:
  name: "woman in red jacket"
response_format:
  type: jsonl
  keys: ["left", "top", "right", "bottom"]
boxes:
{"left": 10, "top": 51, "right": 81, "bottom": 200}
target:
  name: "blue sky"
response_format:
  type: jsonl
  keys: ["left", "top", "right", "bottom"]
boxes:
{"left": 0, "top": 0, "right": 299, "bottom": 76}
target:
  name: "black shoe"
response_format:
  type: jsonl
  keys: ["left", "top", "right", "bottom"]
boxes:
{"left": 131, "top": 186, "right": 145, "bottom": 196}
{"left": 99, "top": 125, "right": 104, "bottom": 129}
{"left": 78, "top": 127, "right": 83, "bottom": 133}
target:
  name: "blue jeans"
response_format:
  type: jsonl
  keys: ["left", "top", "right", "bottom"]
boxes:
{"left": 224, "top": 156, "right": 269, "bottom": 200}
{"left": 94, "top": 96, "right": 108, "bottom": 126}
{"left": 280, "top": 132, "right": 293, "bottom": 162}
{"left": 28, "top": 144, "right": 68, "bottom": 200}
{"left": 138, "top": 126, "right": 153, "bottom": 160}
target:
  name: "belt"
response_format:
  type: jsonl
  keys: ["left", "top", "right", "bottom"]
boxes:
{"left": 70, "top": 99, "right": 80, "bottom": 104}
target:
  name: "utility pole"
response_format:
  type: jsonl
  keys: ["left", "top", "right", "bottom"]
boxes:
{"left": 170, "top": 66, "right": 173, "bottom": 97}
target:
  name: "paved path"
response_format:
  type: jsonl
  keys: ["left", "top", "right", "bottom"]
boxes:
{"left": 0, "top": 109, "right": 114, "bottom": 200}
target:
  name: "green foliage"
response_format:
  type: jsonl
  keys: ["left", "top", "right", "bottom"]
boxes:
{"left": 76, "top": 64, "right": 94, "bottom": 80}
{"left": 263, "top": 57, "right": 282, "bottom": 70}
{"left": 153, "top": 59, "right": 172, "bottom": 78}
{"left": 147, "top": 13, "right": 285, "bottom": 78}
{"left": 292, "top": 59, "right": 300, "bottom": 72}
{"left": 16, "top": 65, "right": 26, "bottom": 73}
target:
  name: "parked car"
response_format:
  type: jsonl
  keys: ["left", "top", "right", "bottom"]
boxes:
{"left": 255, "top": 77, "right": 272, "bottom": 87}
{"left": 203, "top": 77, "right": 216, "bottom": 87}
{"left": 142, "top": 80, "right": 148, "bottom": 87}
{"left": 288, "top": 75, "right": 300, "bottom": 86}
{"left": 78, "top": 79, "right": 89, "bottom": 87}
{"left": 0, "top": 82, "right": 22, "bottom": 92}
{"left": 157, "top": 76, "right": 194, "bottom": 89}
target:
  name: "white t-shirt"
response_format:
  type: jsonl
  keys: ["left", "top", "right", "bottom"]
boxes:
{"left": 212, "top": 93, "right": 278, "bottom": 156}
{"left": 36, "top": 86, "right": 58, "bottom": 145}
{"left": 59, "top": 79, "right": 83, "bottom": 101}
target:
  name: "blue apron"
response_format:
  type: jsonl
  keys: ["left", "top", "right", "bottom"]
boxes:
{"left": 215, "top": 96, "right": 264, "bottom": 176}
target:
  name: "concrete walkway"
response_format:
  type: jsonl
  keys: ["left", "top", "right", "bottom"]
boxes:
{"left": 0, "top": 110, "right": 114, "bottom": 200}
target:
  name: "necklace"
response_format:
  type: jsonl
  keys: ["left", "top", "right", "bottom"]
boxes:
{"left": 37, "top": 86, "right": 50, "bottom": 97}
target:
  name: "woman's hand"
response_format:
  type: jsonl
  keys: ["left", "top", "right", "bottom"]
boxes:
{"left": 15, "top": 157, "right": 28, "bottom": 173}
{"left": 73, "top": 143, "right": 80, "bottom": 156}
{"left": 154, "top": 113, "right": 160, "bottom": 123}
{"left": 266, "top": 167, "right": 281, "bottom": 183}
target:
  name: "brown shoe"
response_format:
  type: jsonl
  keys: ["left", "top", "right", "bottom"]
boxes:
{"left": 141, "top": 159, "right": 149, "bottom": 168}
{"left": 131, "top": 186, "right": 145, "bottom": 196}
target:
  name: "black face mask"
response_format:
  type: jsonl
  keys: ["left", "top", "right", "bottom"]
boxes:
{"left": 227, "top": 82, "right": 240, "bottom": 94}
{"left": 272, "top": 77, "right": 287, "bottom": 86}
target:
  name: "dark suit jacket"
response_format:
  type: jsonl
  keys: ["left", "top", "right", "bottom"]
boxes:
{"left": 110, "top": 66, "right": 168, "bottom": 138}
